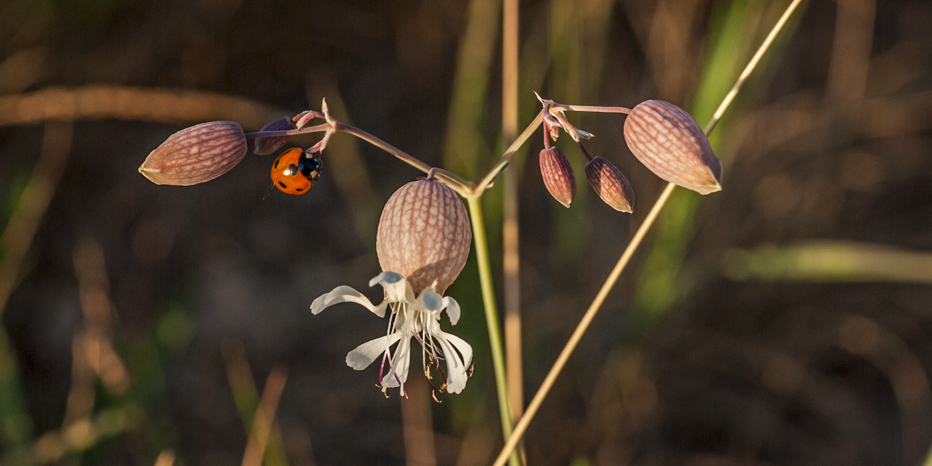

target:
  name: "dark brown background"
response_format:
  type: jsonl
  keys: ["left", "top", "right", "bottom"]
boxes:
{"left": 1, "top": 0, "right": 931, "bottom": 465}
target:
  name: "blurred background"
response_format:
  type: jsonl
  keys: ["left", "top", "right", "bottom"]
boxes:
{"left": 1, "top": 0, "right": 931, "bottom": 464}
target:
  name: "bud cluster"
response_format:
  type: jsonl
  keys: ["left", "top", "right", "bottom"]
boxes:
{"left": 536, "top": 99, "right": 722, "bottom": 213}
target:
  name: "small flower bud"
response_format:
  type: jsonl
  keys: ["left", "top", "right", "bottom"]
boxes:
{"left": 624, "top": 100, "right": 722, "bottom": 194}
{"left": 139, "top": 121, "right": 247, "bottom": 186}
{"left": 253, "top": 116, "right": 295, "bottom": 155}
{"left": 539, "top": 147, "right": 576, "bottom": 208}
{"left": 585, "top": 156, "right": 635, "bottom": 213}
{"left": 376, "top": 179, "right": 472, "bottom": 294}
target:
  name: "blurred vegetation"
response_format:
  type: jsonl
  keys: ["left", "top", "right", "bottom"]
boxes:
{"left": 1, "top": 0, "right": 931, "bottom": 465}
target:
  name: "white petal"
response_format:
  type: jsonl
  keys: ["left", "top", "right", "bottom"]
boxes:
{"left": 369, "top": 271, "right": 404, "bottom": 287}
{"left": 443, "top": 332, "right": 474, "bottom": 370}
{"left": 443, "top": 296, "right": 461, "bottom": 325}
{"left": 373, "top": 301, "right": 390, "bottom": 318}
{"left": 381, "top": 335, "right": 412, "bottom": 388}
{"left": 417, "top": 292, "right": 443, "bottom": 312}
{"left": 433, "top": 330, "right": 473, "bottom": 394}
{"left": 370, "top": 272, "right": 415, "bottom": 303}
{"left": 310, "top": 286, "right": 384, "bottom": 317}
{"left": 346, "top": 333, "right": 402, "bottom": 370}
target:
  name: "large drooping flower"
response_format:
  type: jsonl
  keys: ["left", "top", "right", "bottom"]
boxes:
{"left": 311, "top": 178, "right": 473, "bottom": 398}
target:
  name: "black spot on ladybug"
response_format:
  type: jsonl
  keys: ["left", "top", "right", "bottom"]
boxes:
{"left": 273, "top": 160, "right": 280, "bottom": 168}
{"left": 295, "top": 187, "right": 304, "bottom": 192}
{"left": 278, "top": 181, "right": 287, "bottom": 189}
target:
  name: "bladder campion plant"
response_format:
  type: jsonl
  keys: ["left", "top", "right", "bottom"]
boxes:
{"left": 139, "top": 95, "right": 721, "bottom": 396}
{"left": 140, "top": 2, "right": 802, "bottom": 462}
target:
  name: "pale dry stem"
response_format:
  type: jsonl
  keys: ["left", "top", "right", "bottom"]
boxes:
{"left": 401, "top": 381, "right": 438, "bottom": 466}
{"left": 241, "top": 367, "right": 288, "bottom": 466}
{"left": 222, "top": 340, "right": 291, "bottom": 466}
{"left": 154, "top": 450, "right": 176, "bottom": 466}
{"left": 0, "top": 86, "right": 285, "bottom": 129}
{"left": 502, "top": 0, "right": 525, "bottom": 462}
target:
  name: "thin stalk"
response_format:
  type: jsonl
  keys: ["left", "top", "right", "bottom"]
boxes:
{"left": 473, "top": 111, "right": 543, "bottom": 197}
{"left": 555, "top": 104, "right": 631, "bottom": 114}
{"left": 490, "top": 1, "right": 804, "bottom": 464}
{"left": 502, "top": 0, "right": 525, "bottom": 461}
{"left": 466, "top": 196, "right": 521, "bottom": 466}
{"left": 241, "top": 368, "right": 288, "bottom": 466}
{"left": 244, "top": 123, "right": 330, "bottom": 140}
{"left": 250, "top": 121, "right": 473, "bottom": 197}
{"left": 338, "top": 123, "right": 474, "bottom": 195}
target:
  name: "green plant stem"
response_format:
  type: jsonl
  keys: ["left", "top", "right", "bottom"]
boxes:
{"left": 465, "top": 196, "right": 520, "bottom": 466}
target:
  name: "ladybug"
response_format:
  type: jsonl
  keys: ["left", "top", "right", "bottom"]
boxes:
{"left": 270, "top": 147, "right": 323, "bottom": 195}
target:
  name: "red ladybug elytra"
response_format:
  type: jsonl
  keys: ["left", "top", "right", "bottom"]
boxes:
{"left": 270, "top": 147, "right": 323, "bottom": 195}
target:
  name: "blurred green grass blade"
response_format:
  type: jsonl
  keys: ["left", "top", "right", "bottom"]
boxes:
{"left": 722, "top": 241, "right": 932, "bottom": 283}
{"left": 692, "top": 0, "right": 763, "bottom": 128}
{"left": 441, "top": 0, "right": 499, "bottom": 180}
{"left": 629, "top": 190, "right": 700, "bottom": 316}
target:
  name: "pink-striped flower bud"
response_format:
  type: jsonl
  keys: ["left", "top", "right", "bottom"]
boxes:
{"left": 585, "top": 156, "right": 635, "bottom": 213}
{"left": 139, "top": 121, "right": 247, "bottom": 186}
{"left": 253, "top": 116, "right": 295, "bottom": 155}
{"left": 624, "top": 100, "right": 722, "bottom": 194}
{"left": 539, "top": 147, "right": 577, "bottom": 208}
{"left": 376, "top": 179, "right": 472, "bottom": 294}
